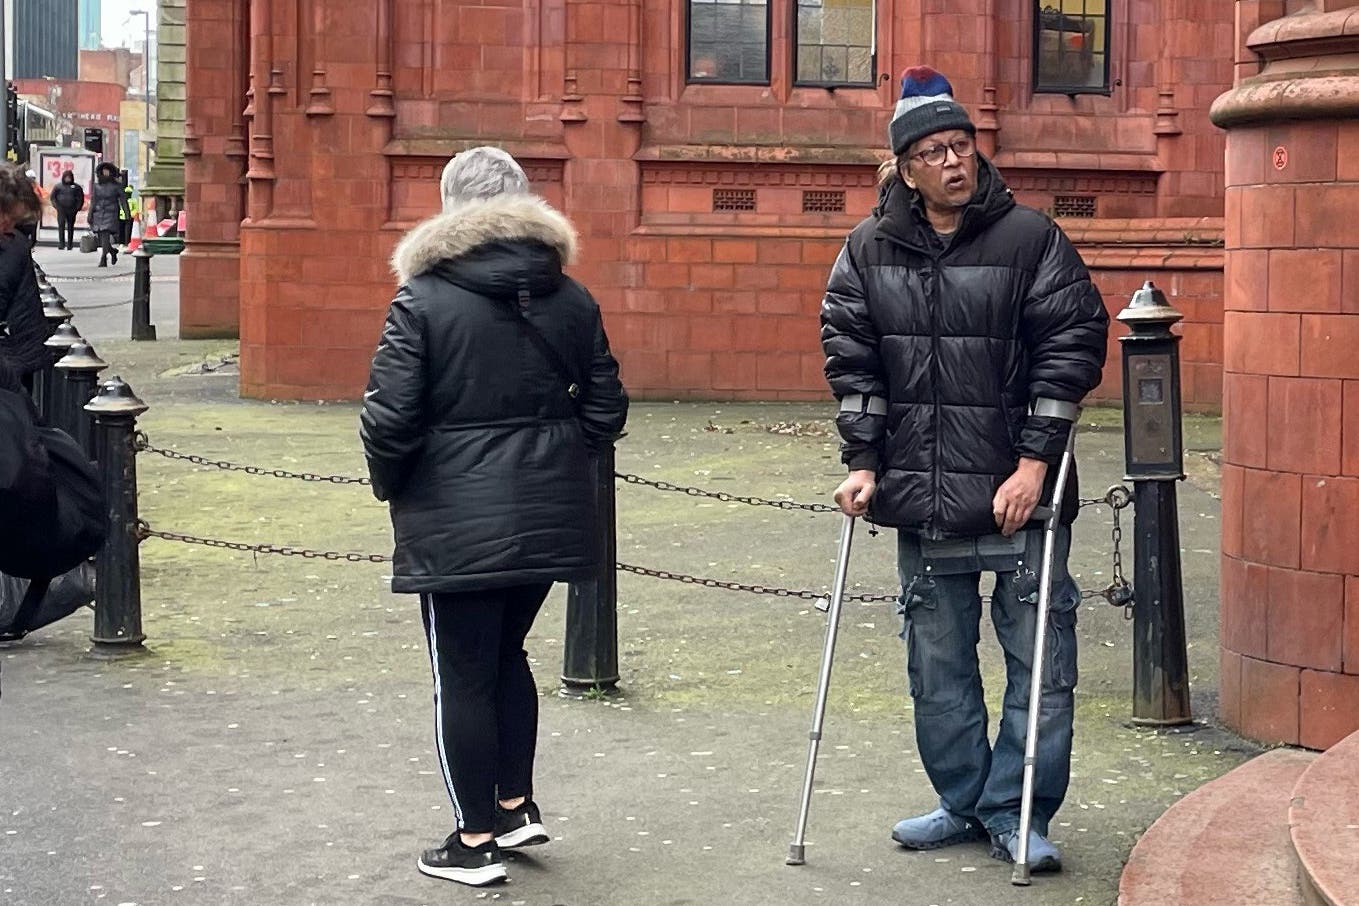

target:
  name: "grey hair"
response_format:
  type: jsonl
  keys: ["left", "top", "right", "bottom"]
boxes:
{"left": 440, "top": 146, "right": 530, "bottom": 210}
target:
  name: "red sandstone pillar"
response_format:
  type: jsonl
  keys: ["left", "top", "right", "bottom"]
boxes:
{"left": 1211, "top": 2, "right": 1359, "bottom": 749}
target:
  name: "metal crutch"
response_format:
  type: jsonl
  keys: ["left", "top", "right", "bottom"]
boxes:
{"left": 1012, "top": 414, "right": 1080, "bottom": 886}
{"left": 786, "top": 513, "right": 857, "bottom": 866}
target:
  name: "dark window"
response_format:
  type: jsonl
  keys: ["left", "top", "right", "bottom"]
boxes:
{"left": 795, "top": 0, "right": 875, "bottom": 87}
{"left": 713, "top": 188, "right": 758, "bottom": 211}
{"left": 1033, "top": 1, "right": 1110, "bottom": 94}
{"left": 802, "top": 190, "right": 846, "bottom": 213}
{"left": 688, "top": 0, "right": 770, "bottom": 84}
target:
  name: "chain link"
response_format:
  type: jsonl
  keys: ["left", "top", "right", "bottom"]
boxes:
{"left": 616, "top": 562, "right": 898, "bottom": 603}
{"left": 136, "top": 433, "right": 373, "bottom": 485}
{"left": 614, "top": 472, "right": 838, "bottom": 513}
{"left": 1076, "top": 485, "right": 1136, "bottom": 616}
{"left": 138, "top": 522, "right": 392, "bottom": 562}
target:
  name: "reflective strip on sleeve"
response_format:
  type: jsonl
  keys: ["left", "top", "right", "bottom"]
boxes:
{"left": 838, "top": 394, "right": 888, "bottom": 416}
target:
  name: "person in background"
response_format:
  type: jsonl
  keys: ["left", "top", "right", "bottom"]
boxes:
{"left": 50, "top": 171, "right": 85, "bottom": 252}
{"left": 88, "top": 162, "right": 130, "bottom": 267}
{"left": 120, "top": 180, "right": 138, "bottom": 247}
{"left": 360, "top": 146, "right": 628, "bottom": 888}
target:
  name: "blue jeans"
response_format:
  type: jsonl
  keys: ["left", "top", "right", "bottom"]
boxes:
{"left": 896, "top": 527, "right": 1080, "bottom": 837}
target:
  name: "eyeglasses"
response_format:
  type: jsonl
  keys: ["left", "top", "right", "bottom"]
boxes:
{"left": 911, "top": 136, "right": 977, "bottom": 168}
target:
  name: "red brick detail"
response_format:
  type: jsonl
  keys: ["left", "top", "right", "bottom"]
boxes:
{"left": 1265, "top": 566, "right": 1345, "bottom": 672}
{"left": 1266, "top": 378, "right": 1341, "bottom": 476}
{"left": 1221, "top": 463, "right": 1245, "bottom": 559}
{"left": 1300, "top": 316, "right": 1359, "bottom": 380}
{"left": 1239, "top": 467, "right": 1301, "bottom": 569}
{"left": 1300, "top": 670, "right": 1359, "bottom": 750}
{"left": 1222, "top": 372, "right": 1268, "bottom": 468}
{"left": 1237, "top": 655, "right": 1301, "bottom": 745}
{"left": 1347, "top": 576, "right": 1359, "bottom": 675}
{"left": 1219, "top": 647, "right": 1243, "bottom": 730}
{"left": 1223, "top": 312, "right": 1299, "bottom": 377}
{"left": 1268, "top": 250, "right": 1342, "bottom": 313}
{"left": 1301, "top": 476, "right": 1359, "bottom": 575}
{"left": 1220, "top": 555, "right": 1269, "bottom": 661}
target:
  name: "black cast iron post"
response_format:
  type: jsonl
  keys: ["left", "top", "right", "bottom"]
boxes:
{"left": 131, "top": 247, "right": 156, "bottom": 341}
{"left": 55, "top": 342, "right": 109, "bottom": 458}
{"left": 31, "top": 286, "right": 73, "bottom": 413}
{"left": 562, "top": 441, "right": 620, "bottom": 693}
{"left": 1118, "top": 280, "right": 1192, "bottom": 726}
{"left": 39, "top": 322, "right": 82, "bottom": 426}
{"left": 86, "top": 377, "right": 149, "bottom": 657}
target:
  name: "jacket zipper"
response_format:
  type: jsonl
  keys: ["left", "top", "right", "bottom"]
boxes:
{"left": 928, "top": 252, "right": 943, "bottom": 540}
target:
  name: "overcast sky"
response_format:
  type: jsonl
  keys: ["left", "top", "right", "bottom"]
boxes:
{"left": 101, "top": 0, "right": 156, "bottom": 50}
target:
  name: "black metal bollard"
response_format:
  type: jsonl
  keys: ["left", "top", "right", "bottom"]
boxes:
{"left": 86, "top": 377, "right": 149, "bottom": 656}
{"left": 38, "top": 322, "right": 83, "bottom": 426}
{"left": 562, "top": 442, "right": 620, "bottom": 693}
{"left": 131, "top": 247, "right": 156, "bottom": 341}
{"left": 55, "top": 342, "right": 109, "bottom": 457}
{"left": 1118, "top": 281, "right": 1192, "bottom": 726}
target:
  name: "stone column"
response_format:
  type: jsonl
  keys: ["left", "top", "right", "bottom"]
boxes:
{"left": 1211, "top": 2, "right": 1359, "bottom": 750}
{"left": 142, "top": 0, "right": 186, "bottom": 221}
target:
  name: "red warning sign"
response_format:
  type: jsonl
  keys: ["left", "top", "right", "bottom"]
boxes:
{"left": 1273, "top": 146, "right": 1288, "bottom": 171}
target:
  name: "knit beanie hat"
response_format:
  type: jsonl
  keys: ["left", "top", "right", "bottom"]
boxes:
{"left": 889, "top": 66, "right": 976, "bottom": 156}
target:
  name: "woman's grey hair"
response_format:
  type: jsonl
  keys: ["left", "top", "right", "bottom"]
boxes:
{"left": 440, "top": 146, "right": 530, "bottom": 210}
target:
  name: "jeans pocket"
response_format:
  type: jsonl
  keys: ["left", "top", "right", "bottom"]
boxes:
{"left": 1044, "top": 577, "right": 1080, "bottom": 693}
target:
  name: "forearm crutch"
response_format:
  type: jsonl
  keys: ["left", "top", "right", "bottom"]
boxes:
{"left": 786, "top": 513, "right": 856, "bottom": 866}
{"left": 1012, "top": 413, "right": 1080, "bottom": 886}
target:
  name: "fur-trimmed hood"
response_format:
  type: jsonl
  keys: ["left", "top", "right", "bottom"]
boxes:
{"left": 391, "top": 194, "right": 578, "bottom": 284}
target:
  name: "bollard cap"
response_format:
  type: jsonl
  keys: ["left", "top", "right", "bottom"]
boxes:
{"left": 55, "top": 341, "right": 109, "bottom": 373}
{"left": 40, "top": 286, "right": 73, "bottom": 323}
{"left": 44, "top": 321, "right": 83, "bottom": 351}
{"left": 1117, "top": 280, "right": 1183, "bottom": 326}
{"left": 84, "top": 375, "right": 149, "bottom": 416}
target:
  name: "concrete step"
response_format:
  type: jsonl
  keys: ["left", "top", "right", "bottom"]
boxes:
{"left": 1119, "top": 748, "right": 1317, "bottom": 906}
{"left": 1291, "top": 729, "right": 1359, "bottom": 906}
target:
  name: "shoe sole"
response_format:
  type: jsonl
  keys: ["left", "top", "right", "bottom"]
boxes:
{"left": 416, "top": 858, "right": 507, "bottom": 887}
{"left": 988, "top": 841, "right": 1061, "bottom": 873}
{"left": 496, "top": 822, "right": 550, "bottom": 849}
{"left": 891, "top": 825, "right": 987, "bottom": 850}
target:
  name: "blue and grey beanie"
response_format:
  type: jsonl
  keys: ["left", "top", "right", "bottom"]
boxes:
{"left": 889, "top": 66, "right": 976, "bottom": 156}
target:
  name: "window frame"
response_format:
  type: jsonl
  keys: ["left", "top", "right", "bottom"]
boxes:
{"left": 791, "top": 0, "right": 878, "bottom": 90}
{"left": 685, "top": 0, "right": 775, "bottom": 86}
{"left": 1030, "top": 1, "right": 1112, "bottom": 97}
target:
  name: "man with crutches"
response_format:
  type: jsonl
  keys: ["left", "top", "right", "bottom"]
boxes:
{"left": 817, "top": 66, "right": 1109, "bottom": 877}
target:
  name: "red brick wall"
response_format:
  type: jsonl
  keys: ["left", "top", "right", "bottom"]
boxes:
{"left": 183, "top": 0, "right": 1232, "bottom": 405}
{"left": 1215, "top": 2, "right": 1359, "bottom": 750}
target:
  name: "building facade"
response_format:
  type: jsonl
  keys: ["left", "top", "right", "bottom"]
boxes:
{"left": 78, "top": 0, "right": 100, "bottom": 50}
{"left": 13, "top": 0, "right": 78, "bottom": 80}
{"left": 183, "top": 0, "right": 1230, "bottom": 403}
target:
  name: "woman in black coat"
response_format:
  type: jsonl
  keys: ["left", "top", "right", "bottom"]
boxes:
{"left": 360, "top": 146, "right": 628, "bottom": 888}
{"left": 0, "top": 163, "right": 51, "bottom": 389}
{"left": 87, "top": 163, "right": 129, "bottom": 267}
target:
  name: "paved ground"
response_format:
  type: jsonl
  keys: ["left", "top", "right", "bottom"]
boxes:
{"left": 1, "top": 279, "right": 1256, "bottom": 906}
{"left": 33, "top": 243, "right": 181, "bottom": 342}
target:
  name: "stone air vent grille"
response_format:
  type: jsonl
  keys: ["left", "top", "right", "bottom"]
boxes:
{"left": 1053, "top": 195, "right": 1098, "bottom": 218}
{"left": 712, "top": 188, "right": 758, "bottom": 212}
{"left": 802, "top": 190, "right": 846, "bottom": 213}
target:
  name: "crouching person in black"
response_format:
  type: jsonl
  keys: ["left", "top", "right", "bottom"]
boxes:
{"left": 361, "top": 146, "right": 628, "bottom": 888}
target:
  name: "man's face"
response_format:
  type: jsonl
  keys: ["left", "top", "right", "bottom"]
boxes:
{"left": 899, "top": 129, "right": 978, "bottom": 213}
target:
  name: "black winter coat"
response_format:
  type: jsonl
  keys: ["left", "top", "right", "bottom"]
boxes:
{"left": 360, "top": 195, "right": 629, "bottom": 594}
{"left": 50, "top": 181, "right": 84, "bottom": 214}
{"left": 87, "top": 179, "right": 128, "bottom": 233}
{"left": 0, "top": 232, "right": 52, "bottom": 383}
{"left": 821, "top": 157, "right": 1109, "bottom": 539}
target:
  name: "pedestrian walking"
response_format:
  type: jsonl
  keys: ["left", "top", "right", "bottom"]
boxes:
{"left": 49, "top": 171, "right": 85, "bottom": 251}
{"left": 360, "top": 146, "right": 628, "bottom": 888}
{"left": 820, "top": 66, "right": 1109, "bottom": 874}
{"left": 0, "top": 163, "right": 52, "bottom": 389}
{"left": 88, "top": 163, "right": 130, "bottom": 267}
{"left": 120, "top": 181, "right": 138, "bottom": 247}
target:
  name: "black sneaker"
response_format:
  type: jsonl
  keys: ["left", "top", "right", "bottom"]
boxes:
{"left": 416, "top": 834, "right": 506, "bottom": 887}
{"left": 494, "top": 801, "right": 550, "bottom": 848}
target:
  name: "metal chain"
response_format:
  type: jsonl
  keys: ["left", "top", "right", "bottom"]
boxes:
{"left": 138, "top": 523, "right": 392, "bottom": 563}
{"left": 616, "top": 562, "right": 898, "bottom": 603}
{"left": 1076, "top": 485, "right": 1136, "bottom": 616}
{"left": 135, "top": 433, "right": 373, "bottom": 485}
{"left": 614, "top": 472, "right": 838, "bottom": 513}
{"left": 66, "top": 298, "right": 134, "bottom": 311}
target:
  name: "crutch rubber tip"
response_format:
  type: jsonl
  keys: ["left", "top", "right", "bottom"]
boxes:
{"left": 786, "top": 844, "right": 806, "bottom": 866}
{"left": 1011, "top": 864, "right": 1031, "bottom": 886}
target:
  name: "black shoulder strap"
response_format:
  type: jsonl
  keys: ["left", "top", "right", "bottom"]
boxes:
{"left": 512, "top": 288, "right": 581, "bottom": 407}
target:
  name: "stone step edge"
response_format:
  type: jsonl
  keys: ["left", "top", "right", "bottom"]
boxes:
{"left": 1289, "top": 728, "right": 1359, "bottom": 906}
{"left": 1118, "top": 747, "right": 1317, "bottom": 906}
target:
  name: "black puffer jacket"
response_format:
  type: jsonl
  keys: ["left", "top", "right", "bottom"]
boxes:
{"left": 821, "top": 157, "right": 1109, "bottom": 539}
{"left": 360, "top": 194, "right": 629, "bottom": 593}
{"left": 0, "top": 232, "right": 52, "bottom": 384}
{"left": 87, "top": 178, "right": 128, "bottom": 233}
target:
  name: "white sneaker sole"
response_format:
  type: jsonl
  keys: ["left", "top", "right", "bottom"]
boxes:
{"left": 417, "top": 858, "right": 507, "bottom": 887}
{"left": 496, "top": 822, "right": 550, "bottom": 849}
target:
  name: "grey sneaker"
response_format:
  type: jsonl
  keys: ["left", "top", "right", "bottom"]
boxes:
{"left": 990, "top": 828, "right": 1062, "bottom": 873}
{"left": 891, "top": 807, "right": 987, "bottom": 850}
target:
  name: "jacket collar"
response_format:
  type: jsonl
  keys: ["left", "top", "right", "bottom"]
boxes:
{"left": 391, "top": 194, "right": 578, "bottom": 284}
{"left": 873, "top": 153, "right": 1015, "bottom": 254}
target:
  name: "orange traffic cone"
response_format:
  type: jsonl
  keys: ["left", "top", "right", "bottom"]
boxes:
{"left": 144, "top": 218, "right": 159, "bottom": 240}
{"left": 126, "top": 214, "right": 143, "bottom": 252}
